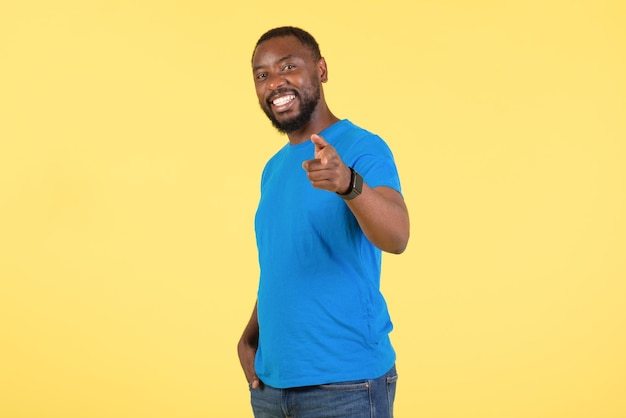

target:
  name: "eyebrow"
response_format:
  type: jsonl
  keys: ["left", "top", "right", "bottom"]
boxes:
{"left": 253, "top": 54, "right": 297, "bottom": 72}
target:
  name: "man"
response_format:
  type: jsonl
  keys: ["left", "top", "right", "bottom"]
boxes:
{"left": 238, "top": 26, "right": 410, "bottom": 418}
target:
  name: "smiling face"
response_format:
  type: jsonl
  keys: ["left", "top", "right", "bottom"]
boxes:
{"left": 252, "top": 35, "right": 325, "bottom": 134}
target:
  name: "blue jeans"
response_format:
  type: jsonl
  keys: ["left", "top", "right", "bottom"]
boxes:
{"left": 250, "top": 365, "right": 397, "bottom": 418}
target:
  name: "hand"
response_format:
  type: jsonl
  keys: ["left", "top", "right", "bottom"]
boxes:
{"left": 302, "top": 134, "right": 352, "bottom": 194}
{"left": 237, "top": 339, "right": 261, "bottom": 389}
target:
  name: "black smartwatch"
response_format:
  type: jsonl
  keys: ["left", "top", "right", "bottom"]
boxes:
{"left": 336, "top": 167, "right": 363, "bottom": 200}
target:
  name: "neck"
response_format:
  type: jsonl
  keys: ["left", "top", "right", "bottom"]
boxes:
{"left": 286, "top": 109, "right": 340, "bottom": 145}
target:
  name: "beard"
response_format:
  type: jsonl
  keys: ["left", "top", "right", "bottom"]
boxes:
{"left": 260, "top": 83, "right": 321, "bottom": 134}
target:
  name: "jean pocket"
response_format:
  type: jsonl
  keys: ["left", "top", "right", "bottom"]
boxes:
{"left": 318, "top": 381, "right": 370, "bottom": 391}
{"left": 386, "top": 372, "right": 398, "bottom": 409}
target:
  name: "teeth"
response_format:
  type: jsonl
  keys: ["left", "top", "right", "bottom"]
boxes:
{"left": 273, "top": 95, "right": 295, "bottom": 106}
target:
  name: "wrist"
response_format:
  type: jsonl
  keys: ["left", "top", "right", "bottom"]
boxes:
{"left": 338, "top": 165, "right": 352, "bottom": 194}
{"left": 336, "top": 167, "right": 363, "bottom": 200}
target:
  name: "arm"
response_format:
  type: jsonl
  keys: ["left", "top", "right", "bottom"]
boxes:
{"left": 345, "top": 184, "right": 409, "bottom": 254}
{"left": 302, "top": 134, "right": 410, "bottom": 254}
{"left": 237, "top": 300, "right": 261, "bottom": 389}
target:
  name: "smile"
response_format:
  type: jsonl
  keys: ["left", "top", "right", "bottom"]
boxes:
{"left": 272, "top": 94, "right": 296, "bottom": 107}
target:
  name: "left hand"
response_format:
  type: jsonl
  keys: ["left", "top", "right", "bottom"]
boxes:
{"left": 302, "top": 134, "right": 352, "bottom": 194}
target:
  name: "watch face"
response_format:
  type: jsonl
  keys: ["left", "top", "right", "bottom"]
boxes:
{"left": 353, "top": 170, "right": 363, "bottom": 194}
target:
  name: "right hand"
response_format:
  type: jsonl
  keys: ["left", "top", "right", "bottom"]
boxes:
{"left": 237, "top": 339, "right": 261, "bottom": 389}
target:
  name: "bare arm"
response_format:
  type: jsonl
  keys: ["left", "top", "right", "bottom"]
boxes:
{"left": 237, "top": 300, "right": 261, "bottom": 389}
{"left": 302, "top": 134, "right": 410, "bottom": 254}
{"left": 345, "top": 184, "right": 409, "bottom": 254}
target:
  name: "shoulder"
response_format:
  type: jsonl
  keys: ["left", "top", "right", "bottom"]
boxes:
{"left": 327, "top": 120, "right": 391, "bottom": 152}
{"left": 335, "top": 121, "right": 395, "bottom": 161}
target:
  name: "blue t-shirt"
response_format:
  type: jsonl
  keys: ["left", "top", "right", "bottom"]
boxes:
{"left": 254, "top": 119, "right": 401, "bottom": 388}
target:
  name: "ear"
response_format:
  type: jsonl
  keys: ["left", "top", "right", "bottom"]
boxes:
{"left": 319, "top": 57, "right": 328, "bottom": 83}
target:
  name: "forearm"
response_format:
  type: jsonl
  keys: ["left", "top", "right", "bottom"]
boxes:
{"left": 238, "top": 300, "right": 261, "bottom": 388}
{"left": 346, "top": 184, "right": 410, "bottom": 254}
{"left": 239, "top": 300, "right": 259, "bottom": 348}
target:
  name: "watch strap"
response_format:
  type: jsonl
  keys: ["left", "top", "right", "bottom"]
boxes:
{"left": 336, "top": 167, "right": 363, "bottom": 200}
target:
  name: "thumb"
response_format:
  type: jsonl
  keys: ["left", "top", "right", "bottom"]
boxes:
{"left": 249, "top": 375, "right": 261, "bottom": 389}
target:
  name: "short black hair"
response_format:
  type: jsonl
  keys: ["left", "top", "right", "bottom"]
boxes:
{"left": 253, "top": 26, "right": 322, "bottom": 62}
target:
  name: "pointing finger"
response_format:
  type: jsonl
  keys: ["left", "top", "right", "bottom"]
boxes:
{"left": 310, "top": 134, "right": 328, "bottom": 149}
{"left": 311, "top": 134, "right": 331, "bottom": 165}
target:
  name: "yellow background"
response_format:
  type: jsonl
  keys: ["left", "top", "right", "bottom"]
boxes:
{"left": 1, "top": 0, "right": 625, "bottom": 417}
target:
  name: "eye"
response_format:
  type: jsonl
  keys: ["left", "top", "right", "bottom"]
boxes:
{"left": 255, "top": 72, "right": 267, "bottom": 81}
{"left": 282, "top": 64, "right": 296, "bottom": 71}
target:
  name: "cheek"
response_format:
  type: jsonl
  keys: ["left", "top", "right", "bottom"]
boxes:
{"left": 255, "top": 88, "right": 266, "bottom": 104}
{"left": 254, "top": 82, "right": 265, "bottom": 96}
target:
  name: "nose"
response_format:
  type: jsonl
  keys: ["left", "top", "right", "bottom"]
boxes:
{"left": 267, "top": 72, "right": 286, "bottom": 90}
